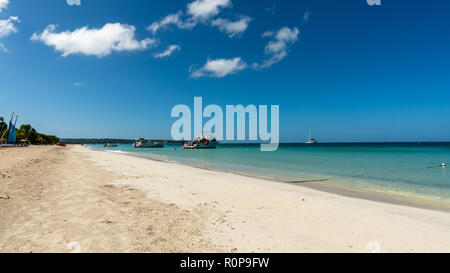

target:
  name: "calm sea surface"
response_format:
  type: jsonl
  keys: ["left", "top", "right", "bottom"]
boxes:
{"left": 90, "top": 143, "right": 450, "bottom": 203}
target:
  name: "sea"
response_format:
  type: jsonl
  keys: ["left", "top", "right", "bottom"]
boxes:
{"left": 90, "top": 142, "right": 450, "bottom": 208}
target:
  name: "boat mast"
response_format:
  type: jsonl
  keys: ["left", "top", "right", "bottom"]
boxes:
{"left": 8, "top": 112, "right": 14, "bottom": 129}
{"left": 0, "top": 113, "right": 13, "bottom": 143}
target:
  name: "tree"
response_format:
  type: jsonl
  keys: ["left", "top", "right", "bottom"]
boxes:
{"left": 2, "top": 121, "right": 60, "bottom": 145}
{"left": 45, "top": 135, "right": 60, "bottom": 144}
{"left": 0, "top": 117, "right": 6, "bottom": 131}
{"left": 35, "top": 134, "right": 46, "bottom": 145}
{"left": 0, "top": 117, "right": 7, "bottom": 143}
{"left": 16, "top": 124, "right": 38, "bottom": 143}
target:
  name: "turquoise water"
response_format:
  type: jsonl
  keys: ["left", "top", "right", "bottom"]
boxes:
{"left": 90, "top": 143, "right": 450, "bottom": 203}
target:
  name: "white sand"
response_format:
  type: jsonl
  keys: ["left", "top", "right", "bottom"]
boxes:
{"left": 1, "top": 145, "right": 449, "bottom": 253}
{"left": 0, "top": 146, "right": 217, "bottom": 252}
{"left": 83, "top": 146, "right": 450, "bottom": 253}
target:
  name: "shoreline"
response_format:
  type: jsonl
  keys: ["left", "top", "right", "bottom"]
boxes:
{"left": 2, "top": 145, "right": 449, "bottom": 252}
{"left": 84, "top": 145, "right": 450, "bottom": 252}
{"left": 90, "top": 145, "right": 450, "bottom": 213}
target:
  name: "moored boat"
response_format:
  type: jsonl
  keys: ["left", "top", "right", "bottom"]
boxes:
{"left": 104, "top": 143, "right": 118, "bottom": 147}
{"left": 305, "top": 128, "right": 318, "bottom": 144}
{"left": 132, "top": 138, "right": 164, "bottom": 148}
{"left": 0, "top": 144, "right": 14, "bottom": 148}
{"left": 182, "top": 135, "right": 217, "bottom": 149}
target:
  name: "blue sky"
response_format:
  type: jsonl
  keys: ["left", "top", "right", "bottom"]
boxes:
{"left": 0, "top": 0, "right": 449, "bottom": 142}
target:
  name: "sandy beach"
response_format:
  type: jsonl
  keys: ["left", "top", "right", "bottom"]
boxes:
{"left": 0, "top": 145, "right": 449, "bottom": 253}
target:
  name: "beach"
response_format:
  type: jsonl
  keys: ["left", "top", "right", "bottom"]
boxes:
{"left": 0, "top": 145, "right": 449, "bottom": 253}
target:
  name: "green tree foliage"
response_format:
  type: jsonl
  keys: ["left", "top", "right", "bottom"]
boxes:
{"left": 0, "top": 117, "right": 6, "bottom": 131}
{"left": 0, "top": 117, "right": 8, "bottom": 143}
{"left": 16, "top": 124, "right": 36, "bottom": 143}
{"left": 15, "top": 124, "right": 59, "bottom": 145}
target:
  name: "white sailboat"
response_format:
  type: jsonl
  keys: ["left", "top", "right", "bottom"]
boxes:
{"left": 305, "top": 128, "right": 318, "bottom": 144}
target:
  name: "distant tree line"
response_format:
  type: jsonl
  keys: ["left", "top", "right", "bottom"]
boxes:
{"left": 61, "top": 138, "right": 135, "bottom": 144}
{"left": 16, "top": 124, "right": 60, "bottom": 145}
{"left": 0, "top": 117, "right": 59, "bottom": 145}
{"left": 61, "top": 138, "right": 185, "bottom": 145}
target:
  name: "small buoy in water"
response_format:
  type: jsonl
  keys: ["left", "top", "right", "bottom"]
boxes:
{"left": 442, "top": 163, "right": 447, "bottom": 167}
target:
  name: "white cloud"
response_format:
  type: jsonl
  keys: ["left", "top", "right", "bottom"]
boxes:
{"left": 0, "top": 0, "right": 9, "bottom": 12}
{"left": 0, "top": 16, "right": 19, "bottom": 52}
{"left": 211, "top": 16, "right": 251, "bottom": 38}
{"left": 261, "top": 30, "right": 274, "bottom": 38}
{"left": 272, "top": 27, "right": 299, "bottom": 44}
{"left": 73, "top": 82, "right": 86, "bottom": 86}
{"left": 303, "top": 11, "right": 310, "bottom": 23}
{"left": 148, "top": 0, "right": 250, "bottom": 39}
{"left": 153, "top": 44, "right": 180, "bottom": 58}
{"left": 147, "top": 11, "right": 196, "bottom": 34}
{"left": 0, "top": 16, "right": 18, "bottom": 38}
{"left": 0, "top": 42, "right": 7, "bottom": 52}
{"left": 66, "top": 0, "right": 81, "bottom": 6}
{"left": 31, "top": 23, "right": 156, "bottom": 57}
{"left": 254, "top": 26, "right": 299, "bottom": 69}
{"left": 187, "top": 0, "right": 231, "bottom": 21}
{"left": 148, "top": 0, "right": 232, "bottom": 34}
{"left": 190, "top": 57, "right": 246, "bottom": 78}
